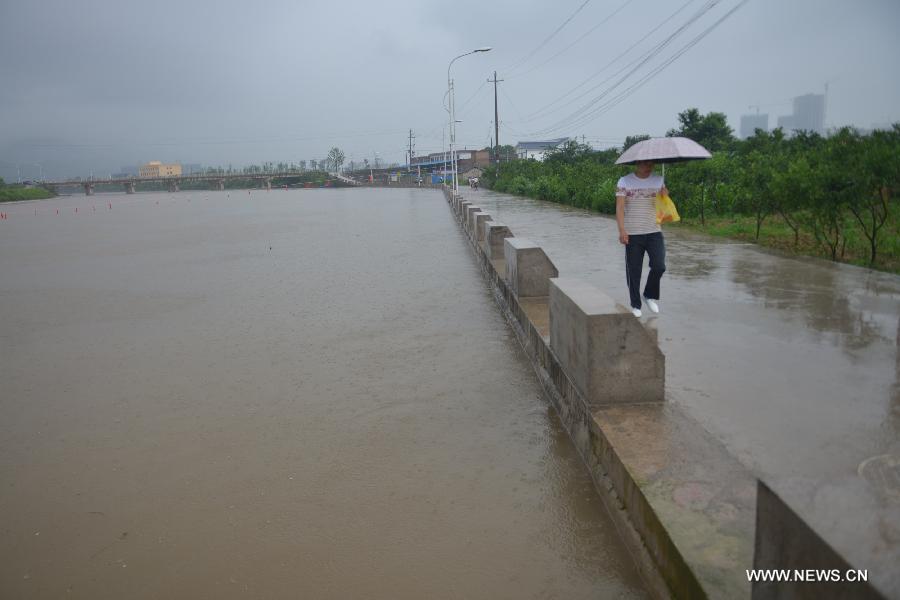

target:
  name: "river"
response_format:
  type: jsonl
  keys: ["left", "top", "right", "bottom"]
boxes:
{"left": 0, "top": 188, "right": 649, "bottom": 599}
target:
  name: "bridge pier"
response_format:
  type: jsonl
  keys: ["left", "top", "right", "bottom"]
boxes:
{"left": 262, "top": 178, "right": 272, "bottom": 191}
{"left": 83, "top": 183, "right": 94, "bottom": 196}
{"left": 124, "top": 181, "right": 136, "bottom": 194}
{"left": 212, "top": 179, "right": 225, "bottom": 191}
{"left": 167, "top": 180, "right": 180, "bottom": 193}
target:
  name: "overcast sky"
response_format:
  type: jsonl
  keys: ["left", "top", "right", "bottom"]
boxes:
{"left": 1, "top": 0, "right": 898, "bottom": 180}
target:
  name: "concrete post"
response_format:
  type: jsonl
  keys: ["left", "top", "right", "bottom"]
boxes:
{"left": 548, "top": 278, "right": 665, "bottom": 406}
{"left": 124, "top": 181, "right": 135, "bottom": 194}
{"left": 459, "top": 201, "right": 473, "bottom": 223}
{"left": 752, "top": 481, "right": 883, "bottom": 600}
{"left": 504, "top": 238, "right": 559, "bottom": 297}
{"left": 474, "top": 212, "right": 493, "bottom": 242}
{"left": 83, "top": 183, "right": 94, "bottom": 196}
{"left": 465, "top": 205, "right": 482, "bottom": 234}
{"left": 484, "top": 222, "right": 513, "bottom": 259}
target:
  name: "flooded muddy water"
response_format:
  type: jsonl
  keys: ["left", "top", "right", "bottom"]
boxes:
{"left": 0, "top": 189, "right": 649, "bottom": 599}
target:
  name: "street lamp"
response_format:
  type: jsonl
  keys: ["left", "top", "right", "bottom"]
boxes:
{"left": 447, "top": 46, "right": 491, "bottom": 195}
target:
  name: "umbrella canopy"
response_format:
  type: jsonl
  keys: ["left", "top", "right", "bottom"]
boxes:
{"left": 615, "top": 136, "right": 712, "bottom": 165}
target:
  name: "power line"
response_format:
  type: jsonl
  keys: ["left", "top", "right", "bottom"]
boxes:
{"left": 502, "top": 0, "right": 593, "bottom": 77}
{"left": 513, "top": 0, "right": 699, "bottom": 124}
{"left": 456, "top": 80, "right": 489, "bottom": 117}
{"left": 515, "top": 0, "right": 726, "bottom": 137}
{"left": 543, "top": 0, "right": 752, "bottom": 134}
{"left": 507, "top": 0, "right": 636, "bottom": 80}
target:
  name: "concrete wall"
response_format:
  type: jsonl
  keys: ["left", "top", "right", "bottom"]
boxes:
{"left": 504, "top": 238, "right": 558, "bottom": 298}
{"left": 474, "top": 213, "right": 493, "bottom": 242}
{"left": 549, "top": 278, "right": 665, "bottom": 406}
{"left": 466, "top": 205, "right": 482, "bottom": 235}
{"left": 484, "top": 222, "right": 513, "bottom": 259}
{"left": 442, "top": 183, "right": 757, "bottom": 600}
{"left": 753, "top": 481, "right": 886, "bottom": 600}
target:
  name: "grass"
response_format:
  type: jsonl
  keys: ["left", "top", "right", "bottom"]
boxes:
{"left": 670, "top": 212, "right": 900, "bottom": 275}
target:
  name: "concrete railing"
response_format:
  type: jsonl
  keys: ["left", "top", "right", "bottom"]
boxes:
{"left": 483, "top": 222, "right": 513, "bottom": 259}
{"left": 504, "top": 238, "right": 559, "bottom": 298}
{"left": 465, "top": 205, "right": 482, "bottom": 234}
{"left": 474, "top": 213, "right": 493, "bottom": 242}
{"left": 549, "top": 278, "right": 665, "bottom": 406}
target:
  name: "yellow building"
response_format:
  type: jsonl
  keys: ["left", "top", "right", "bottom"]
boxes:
{"left": 139, "top": 161, "right": 182, "bottom": 178}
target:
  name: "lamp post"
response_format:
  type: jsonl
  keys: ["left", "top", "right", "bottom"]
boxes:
{"left": 447, "top": 46, "right": 491, "bottom": 195}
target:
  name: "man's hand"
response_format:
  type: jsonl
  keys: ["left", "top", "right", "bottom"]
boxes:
{"left": 619, "top": 230, "right": 629, "bottom": 245}
{"left": 660, "top": 185, "right": 668, "bottom": 196}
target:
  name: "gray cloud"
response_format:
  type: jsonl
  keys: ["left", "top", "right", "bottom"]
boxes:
{"left": 1, "top": 0, "right": 898, "bottom": 179}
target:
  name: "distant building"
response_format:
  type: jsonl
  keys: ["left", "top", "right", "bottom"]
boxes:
{"left": 139, "top": 161, "right": 182, "bottom": 178}
{"left": 740, "top": 113, "right": 769, "bottom": 138}
{"left": 792, "top": 93, "right": 825, "bottom": 134}
{"left": 409, "top": 149, "right": 490, "bottom": 176}
{"left": 515, "top": 138, "right": 569, "bottom": 161}
{"left": 775, "top": 93, "right": 825, "bottom": 136}
{"left": 777, "top": 115, "right": 795, "bottom": 132}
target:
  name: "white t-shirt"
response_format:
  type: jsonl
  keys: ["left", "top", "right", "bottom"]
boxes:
{"left": 616, "top": 173, "right": 664, "bottom": 235}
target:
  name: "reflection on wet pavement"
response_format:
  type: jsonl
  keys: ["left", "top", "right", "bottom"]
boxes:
{"left": 475, "top": 189, "right": 900, "bottom": 482}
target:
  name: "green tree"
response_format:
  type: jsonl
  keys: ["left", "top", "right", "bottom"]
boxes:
{"left": 736, "top": 130, "right": 782, "bottom": 240}
{"left": 851, "top": 125, "right": 899, "bottom": 265}
{"left": 544, "top": 140, "right": 592, "bottom": 165}
{"left": 805, "top": 129, "right": 860, "bottom": 261}
{"left": 623, "top": 134, "right": 650, "bottom": 151}
{"left": 327, "top": 147, "right": 346, "bottom": 172}
{"left": 667, "top": 108, "right": 735, "bottom": 151}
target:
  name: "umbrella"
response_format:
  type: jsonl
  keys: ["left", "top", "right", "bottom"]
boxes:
{"left": 615, "top": 136, "right": 712, "bottom": 165}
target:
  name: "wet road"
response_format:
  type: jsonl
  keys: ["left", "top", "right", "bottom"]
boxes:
{"left": 474, "top": 189, "right": 900, "bottom": 483}
{"left": 0, "top": 189, "right": 649, "bottom": 599}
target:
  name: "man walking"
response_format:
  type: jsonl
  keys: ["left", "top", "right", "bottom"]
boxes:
{"left": 615, "top": 160, "right": 666, "bottom": 318}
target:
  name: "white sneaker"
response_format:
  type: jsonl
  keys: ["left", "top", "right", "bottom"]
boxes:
{"left": 631, "top": 307, "right": 642, "bottom": 318}
{"left": 643, "top": 297, "right": 660, "bottom": 314}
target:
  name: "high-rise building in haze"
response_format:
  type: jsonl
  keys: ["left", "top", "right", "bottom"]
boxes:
{"left": 740, "top": 113, "right": 769, "bottom": 138}
{"left": 791, "top": 93, "right": 825, "bottom": 134}
{"left": 777, "top": 115, "right": 795, "bottom": 131}
{"left": 775, "top": 93, "right": 825, "bottom": 135}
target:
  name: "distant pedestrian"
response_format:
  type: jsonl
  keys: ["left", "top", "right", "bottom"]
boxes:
{"left": 615, "top": 160, "right": 666, "bottom": 318}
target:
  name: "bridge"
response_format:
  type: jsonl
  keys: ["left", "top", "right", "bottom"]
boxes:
{"left": 41, "top": 172, "right": 347, "bottom": 195}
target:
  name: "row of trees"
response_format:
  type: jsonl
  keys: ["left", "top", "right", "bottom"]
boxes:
{"left": 481, "top": 109, "right": 899, "bottom": 268}
{"left": 196, "top": 148, "right": 347, "bottom": 176}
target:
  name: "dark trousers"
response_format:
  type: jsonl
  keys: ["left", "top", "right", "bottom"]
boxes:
{"left": 625, "top": 232, "right": 666, "bottom": 309}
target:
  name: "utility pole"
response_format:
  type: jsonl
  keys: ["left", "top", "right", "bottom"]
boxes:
{"left": 488, "top": 71, "right": 503, "bottom": 166}
{"left": 408, "top": 129, "right": 415, "bottom": 171}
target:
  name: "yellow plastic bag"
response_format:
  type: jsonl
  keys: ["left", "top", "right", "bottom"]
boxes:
{"left": 655, "top": 192, "right": 680, "bottom": 224}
